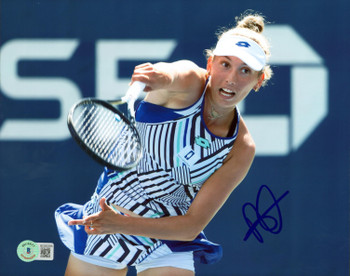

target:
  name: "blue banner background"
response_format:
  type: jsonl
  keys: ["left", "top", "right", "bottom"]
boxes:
{"left": 1, "top": 0, "right": 349, "bottom": 275}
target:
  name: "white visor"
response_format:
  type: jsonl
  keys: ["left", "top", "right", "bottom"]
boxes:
{"left": 213, "top": 35, "right": 266, "bottom": 71}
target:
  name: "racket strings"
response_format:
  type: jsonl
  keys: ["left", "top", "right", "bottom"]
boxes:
{"left": 73, "top": 102, "right": 140, "bottom": 168}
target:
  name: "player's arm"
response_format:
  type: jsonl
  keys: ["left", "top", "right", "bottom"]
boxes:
{"left": 131, "top": 60, "right": 207, "bottom": 108}
{"left": 69, "top": 118, "right": 255, "bottom": 241}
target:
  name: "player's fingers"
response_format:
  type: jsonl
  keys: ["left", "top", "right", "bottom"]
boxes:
{"left": 69, "top": 213, "right": 99, "bottom": 226}
{"left": 100, "top": 198, "right": 113, "bottom": 212}
{"left": 130, "top": 75, "right": 150, "bottom": 86}
{"left": 68, "top": 219, "right": 85, "bottom": 226}
{"left": 134, "top": 62, "right": 153, "bottom": 71}
{"left": 84, "top": 224, "right": 100, "bottom": 235}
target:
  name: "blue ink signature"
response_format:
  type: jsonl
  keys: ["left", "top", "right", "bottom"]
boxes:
{"left": 242, "top": 185, "right": 289, "bottom": 243}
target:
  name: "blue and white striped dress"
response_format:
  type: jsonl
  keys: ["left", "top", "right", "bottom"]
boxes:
{"left": 55, "top": 86, "right": 240, "bottom": 266}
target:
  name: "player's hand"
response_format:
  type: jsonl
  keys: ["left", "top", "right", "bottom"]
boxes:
{"left": 68, "top": 198, "right": 123, "bottom": 235}
{"left": 130, "top": 62, "right": 173, "bottom": 92}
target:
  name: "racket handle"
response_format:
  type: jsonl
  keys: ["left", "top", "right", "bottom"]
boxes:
{"left": 122, "top": 81, "right": 146, "bottom": 104}
{"left": 122, "top": 81, "right": 146, "bottom": 120}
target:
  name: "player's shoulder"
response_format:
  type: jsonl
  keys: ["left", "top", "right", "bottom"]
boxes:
{"left": 240, "top": 118, "right": 255, "bottom": 146}
{"left": 238, "top": 117, "right": 256, "bottom": 154}
{"left": 225, "top": 117, "right": 255, "bottom": 163}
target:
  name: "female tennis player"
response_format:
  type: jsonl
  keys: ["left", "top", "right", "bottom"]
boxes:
{"left": 56, "top": 12, "right": 273, "bottom": 276}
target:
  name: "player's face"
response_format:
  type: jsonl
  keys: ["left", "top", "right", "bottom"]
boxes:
{"left": 207, "top": 55, "right": 262, "bottom": 109}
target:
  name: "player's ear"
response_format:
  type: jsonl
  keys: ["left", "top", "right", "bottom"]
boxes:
{"left": 206, "top": 56, "right": 213, "bottom": 75}
{"left": 254, "top": 73, "right": 265, "bottom": 92}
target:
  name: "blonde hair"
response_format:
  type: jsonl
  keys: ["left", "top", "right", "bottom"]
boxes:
{"left": 206, "top": 12, "right": 273, "bottom": 87}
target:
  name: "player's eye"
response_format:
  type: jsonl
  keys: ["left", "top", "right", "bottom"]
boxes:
{"left": 241, "top": 67, "right": 251, "bottom": 74}
{"left": 221, "top": 61, "right": 230, "bottom": 68}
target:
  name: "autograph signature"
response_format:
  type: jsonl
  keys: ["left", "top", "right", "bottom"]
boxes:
{"left": 242, "top": 185, "right": 289, "bottom": 243}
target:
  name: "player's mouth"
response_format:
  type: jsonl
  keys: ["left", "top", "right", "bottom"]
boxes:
{"left": 219, "top": 88, "right": 236, "bottom": 98}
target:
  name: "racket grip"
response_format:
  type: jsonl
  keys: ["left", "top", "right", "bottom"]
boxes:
{"left": 122, "top": 81, "right": 146, "bottom": 103}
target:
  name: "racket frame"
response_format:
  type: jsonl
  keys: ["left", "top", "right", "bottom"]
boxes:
{"left": 67, "top": 98, "right": 142, "bottom": 171}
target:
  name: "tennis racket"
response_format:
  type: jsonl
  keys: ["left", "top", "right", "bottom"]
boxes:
{"left": 67, "top": 81, "right": 145, "bottom": 171}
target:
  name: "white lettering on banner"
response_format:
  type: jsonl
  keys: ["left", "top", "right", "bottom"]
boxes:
{"left": 96, "top": 40, "right": 176, "bottom": 99}
{"left": 0, "top": 39, "right": 81, "bottom": 140}
{"left": 239, "top": 25, "right": 328, "bottom": 155}
{"left": 0, "top": 26, "right": 329, "bottom": 156}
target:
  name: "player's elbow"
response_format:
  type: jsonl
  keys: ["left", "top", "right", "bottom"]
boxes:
{"left": 181, "top": 228, "right": 202, "bottom": 241}
{"left": 180, "top": 218, "right": 206, "bottom": 241}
